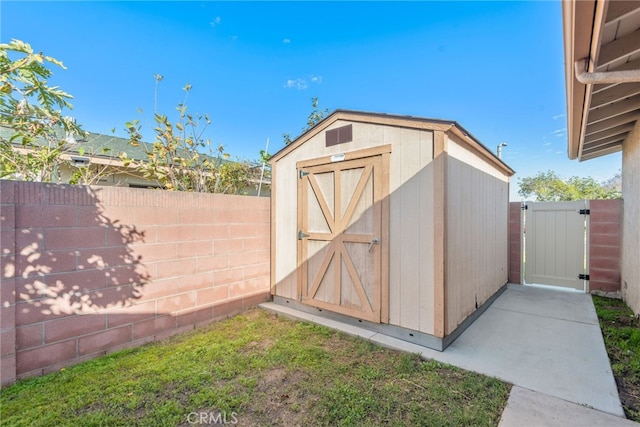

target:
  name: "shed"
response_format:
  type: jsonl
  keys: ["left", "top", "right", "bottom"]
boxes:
{"left": 270, "top": 110, "right": 515, "bottom": 350}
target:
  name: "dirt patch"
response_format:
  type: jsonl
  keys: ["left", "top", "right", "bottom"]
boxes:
{"left": 619, "top": 383, "right": 640, "bottom": 417}
{"left": 259, "top": 367, "right": 287, "bottom": 387}
{"left": 239, "top": 368, "right": 314, "bottom": 426}
{"left": 242, "top": 338, "right": 275, "bottom": 353}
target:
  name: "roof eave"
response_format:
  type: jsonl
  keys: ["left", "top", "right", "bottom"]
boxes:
{"left": 563, "top": 0, "right": 610, "bottom": 162}
{"left": 563, "top": 0, "right": 582, "bottom": 160}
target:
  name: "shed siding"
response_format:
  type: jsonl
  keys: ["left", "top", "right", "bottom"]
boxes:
{"left": 274, "top": 120, "right": 436, "bottom": 334}
{"left": 388, "top": 129, "right": 435, "bottom": 334}
{"left": 273, "top": 119, "right": 383, "bottom": 299}
{"left": 273, "top": 165, "right": 297, "bottom": 299}
{"left": 445, "top": 138, "right": 509, "bottom": 334}
{"left": 447, "top": 134, "right": 509, "bottom": 183}
{"left": 273, "top": 120, "right": 410, "bottom": 290}
{"left": 273, "top": 113, "right": 513, "bottom": 341}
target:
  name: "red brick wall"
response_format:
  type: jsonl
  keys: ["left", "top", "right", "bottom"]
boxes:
{"left": 0, "top": 181, "right": 270, "bottom": 386}
{"left": 508, "top": 202, "right": 522, "bottom": 284}
{"left": 589, "top": 199, "right": 622, "bottom": 293}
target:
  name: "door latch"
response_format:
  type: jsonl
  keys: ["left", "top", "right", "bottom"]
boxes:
{"left": 368, "top": 238, "right": 380, "bottom": 252}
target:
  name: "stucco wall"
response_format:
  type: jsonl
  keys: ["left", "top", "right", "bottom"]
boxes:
{"left": 622, "top": 121, "right": 640, "bottom": 314}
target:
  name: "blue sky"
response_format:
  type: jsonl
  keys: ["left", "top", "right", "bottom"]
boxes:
{"left": 2, "top": 1, "right": 622, "bottom": 200}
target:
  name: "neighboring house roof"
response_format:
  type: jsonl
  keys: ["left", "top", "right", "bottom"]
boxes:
{"left": 270, "top": 109, "right": 515, "bottom": 176}
{"left": 0, "top": 125, "right": 271, "bottom": 189}
{"left": 0, "top": 125, "right": 153, "bottom": 163}
{"left": 563, "top": 0, "right": 640, "bottom": 161}
{"left": 0, "top": 125, "right": 247, "bottom": 168}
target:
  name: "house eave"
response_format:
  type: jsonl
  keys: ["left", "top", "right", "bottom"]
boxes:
{"left": 564, "top": 0, "right": 640, "bottom": 162}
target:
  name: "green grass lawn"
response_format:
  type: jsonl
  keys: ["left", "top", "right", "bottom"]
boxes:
{"left": 1, "top": 309, "right": 510, "bottom": 426}
{"left": 593, "top": 296, "right": 640, "bottom": 422}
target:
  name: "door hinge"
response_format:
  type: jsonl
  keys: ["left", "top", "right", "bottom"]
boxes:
{"left": 579, "top": 274, "right": 590, "bottom": 280}
{"left": 299, "top": 170, "right": 309, "bottom": 179}
{"left": 579, "top": 209, "right": 590, "bottom": 215}
{"left": 298, "top": 230, "right": 309, "bottom": 240}
{"left": 521, "top": 204, "right": 528, "bottom": 210}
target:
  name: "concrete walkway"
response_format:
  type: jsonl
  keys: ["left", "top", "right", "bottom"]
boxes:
{"left": 260, "top": 284, "right": 637, "bottom": 426}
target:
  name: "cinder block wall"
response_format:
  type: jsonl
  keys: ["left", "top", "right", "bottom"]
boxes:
{"left": 589, "top": 199, "right": 623, "bottom": 293}
{"left": 0, "top": 181, "right": 270, "bottom": 386}
{"left": 508, "top": 202, "right": 522, "bottom": 284}
{"left": 1, "top": 181, "right": 17, "bottom": 386}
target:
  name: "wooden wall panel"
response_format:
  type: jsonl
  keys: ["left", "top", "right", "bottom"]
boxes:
{"left": 418, "top": 131, "right": 435, "bottom": 335}
{"left": 447, "top": 133, "right": 509, "bottom": 182}
{"left": 445, "top": 153, "right": 509, "bottom": 334}
{"left": 274, "top": 121, "right": 398, "bottom": 299}
{"left": 395, "top": 129, "right": 422, "bottom": 332}
{"left": 274, "top": 118, "right": 511, "bottom": 337}
{"left": 273, "top": 159, "right": 296, "bottom": 299}
{"left": 273, "top": 120, "right": 436, "bottom": 334}
{"left": 388, "top": 129, "right": 435, "bottom": 334}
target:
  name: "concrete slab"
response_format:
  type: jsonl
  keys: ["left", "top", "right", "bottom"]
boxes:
{"left": 434, "top": 288, "right": 624, "bottom": 417}
{"left": 491, "top": 285, "right": 599, "bottom": 325}
{"left": 499, "top": 386, "right": 637, "bottom": 427}
{"left": 260, "top": 284, "right": 626, "bottom": 419}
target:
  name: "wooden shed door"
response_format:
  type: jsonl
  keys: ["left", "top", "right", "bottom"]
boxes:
{"left": 298, "top": 155, "right": 386, "bottom": 322}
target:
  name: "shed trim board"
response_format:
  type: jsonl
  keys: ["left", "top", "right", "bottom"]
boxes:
{"left": 270, "top": 163, "right": 277, "bottom": 295}
{"left": 433, "top": 130, "right": 448, "bottom": 338}
{"left": 270, "top": 110, "right": 512, "bottom": 343}
{"left": 296, "top": 144, "right": 392, "bottom": 168}
{"left": 271, "top": 110, "right": 514, "bottom": 177}
{"left": 379, "top": 151, "right": 391, "bottom": 324}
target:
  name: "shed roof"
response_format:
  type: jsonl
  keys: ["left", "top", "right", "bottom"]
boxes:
{"left": 271, "top": 109, "right": 515, "bottom": 176}
{"left": 563, "top": 0, "right": 640, "bottom": 161}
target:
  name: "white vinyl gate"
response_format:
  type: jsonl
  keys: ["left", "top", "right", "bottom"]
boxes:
{"left": 523, "top": 201, "right": 590, "bottom": 292}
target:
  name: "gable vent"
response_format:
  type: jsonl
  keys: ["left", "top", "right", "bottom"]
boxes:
{"left": 326, "top": 124, "right": 353, "bottom": 147}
